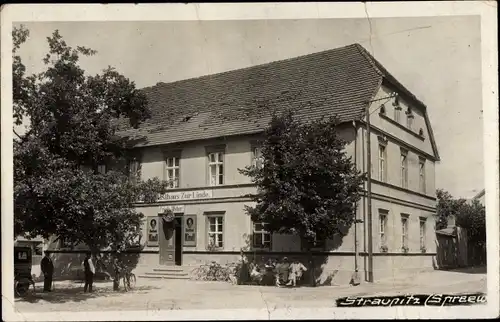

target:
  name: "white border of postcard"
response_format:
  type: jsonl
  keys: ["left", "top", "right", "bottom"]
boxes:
{"left": 1, "top": 2, "right": 498, "bottom": 321}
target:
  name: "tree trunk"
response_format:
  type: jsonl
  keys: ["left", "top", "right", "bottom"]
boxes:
{"left": 309, "top": 249, "right": 316, "bottom": 287}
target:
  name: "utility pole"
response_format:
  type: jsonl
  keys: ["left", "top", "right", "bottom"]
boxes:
{"left": 366, "top": 103, "right": 374, "bottom": 283}
{"left": 364, "top": 93, "right": 397, "bottom": 283}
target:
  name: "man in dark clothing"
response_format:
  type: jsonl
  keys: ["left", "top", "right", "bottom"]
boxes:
{"left": 40, "top": 251, "right": 54, "bottom": 292}
{"left": 82, "top": 252, "right": 95, "bottom": 293}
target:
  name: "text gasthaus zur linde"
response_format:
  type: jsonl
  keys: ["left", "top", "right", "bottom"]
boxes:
{"left": 336, "top": 293, "right": 487, "bottom": 307}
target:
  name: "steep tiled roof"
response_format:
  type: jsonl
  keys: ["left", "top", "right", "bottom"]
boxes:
{"left": 119, "top": 44, "right": 399, "bottom": 147}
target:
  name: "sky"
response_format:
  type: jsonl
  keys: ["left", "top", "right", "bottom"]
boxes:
{"left": 14, "top": 17, "right": 483, "bottom": 199}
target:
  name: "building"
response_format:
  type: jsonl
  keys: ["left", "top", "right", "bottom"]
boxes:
{"left": 472, "top": 189, "right": 485, "bottom": 206}
{"left": 51, "top": 44, "right": 440, "bottom": 284}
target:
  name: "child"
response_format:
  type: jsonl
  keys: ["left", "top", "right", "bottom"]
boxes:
{"left": 287, "top": 259, "right": 307, "bottom": 287}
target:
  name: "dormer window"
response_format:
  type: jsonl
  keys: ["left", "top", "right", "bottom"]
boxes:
{"left": 379, "top": 104, "right": 386, "bottom": 115}
{"left": 406, "top": 108, "right": 414, "bottom": 130}
{"left": 393, "top": 98, "right": 402, "bottom": 123}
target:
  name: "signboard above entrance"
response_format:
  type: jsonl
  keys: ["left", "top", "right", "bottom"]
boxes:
{"left": 158, "top": 190, "right": 213, "bottom": 202}
{"left": 160, "top": 205, "right": 185, "bottom": 214}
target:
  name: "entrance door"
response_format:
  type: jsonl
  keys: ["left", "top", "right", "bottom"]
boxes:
{"left": 159, "top": 217, "right": 175, "bottom": 265}
{"left": 174, "top": 217, "right": 182, "bottom": 266}
{"left": 159, "top": 215, "right": 183, "bottom": 266}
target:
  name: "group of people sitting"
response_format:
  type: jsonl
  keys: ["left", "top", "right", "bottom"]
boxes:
{"left": 249, "top": 257, "right": 308, "bottom": 287}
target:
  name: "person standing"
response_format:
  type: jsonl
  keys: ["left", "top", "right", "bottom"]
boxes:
{"left": 275, "top": 257, "right": 290, "bottom": 287}
{"left": 287, "top": 259, "right": 308, "bottom": 287}
{"left": 40, "top": 251, "right": 54, "bottom": 292}
{"left": 82, "top": 252, "right": 95, "bottom": 293}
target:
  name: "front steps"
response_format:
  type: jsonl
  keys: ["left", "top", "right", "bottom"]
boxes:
{"left": 136, "top": 266, "right": 193, "bottom": 280}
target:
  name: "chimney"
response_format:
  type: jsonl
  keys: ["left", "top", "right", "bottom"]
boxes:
{"left": 447, "top": 214, "right": 456, "bottom": 228}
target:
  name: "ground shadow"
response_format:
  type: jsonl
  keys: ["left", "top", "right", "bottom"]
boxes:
{"left": 447, "top": 266, "right": 487, "bottom": 274}
{"left": 15, "top": 284, "right": 159, "bottom": 304}
{"left": 235, "top": 225, "right": 350, "bottom": 287}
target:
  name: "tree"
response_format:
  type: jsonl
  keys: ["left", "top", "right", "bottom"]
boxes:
{"left": 13, "top": 26, "right": 169, "bottom": 258}
{"left": 435, "top": 189, "right": 468, "bottom": 230}
{"left": 239, "top": 111, "right": 366, "bottom": 285}
{"left": 435, "top": 189, "right": 486, "bottom": 263}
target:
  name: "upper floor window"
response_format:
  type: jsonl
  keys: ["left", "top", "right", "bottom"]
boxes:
{"left": 400, "top": 149, "right": 408, "bottom": 189}
{"left": 393, "top": 98, "right": 402, "bottom": 123}
{"left": 208, "top": 151, "right": 224, "bottom": 186}
{"left": 378, "top": 143, "right": 387, "bottom": 182}
{"left": 406, "top": 108, "right": 414, "bottom": 130}
{"left": 379, "top": 210, "right": 388, "bottom": 248}
{"left": 252, "top": 146, "right": 264, "bottom": 169}
{"left": 419, "top": 157, "right": 426, "bottom": 194}
{"left": 379, "top": 104, "right": 386, "bottom": 115}
{"left": 165, "top": 156, "right": 180, "bottom": 188}
{"left": 253, "top": 222, "right": 271, "bottom": 249}
{"left": 127, "top": 156, "right": 141, "bottom": 184}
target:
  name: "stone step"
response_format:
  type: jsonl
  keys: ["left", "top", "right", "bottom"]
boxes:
{"left": 137, "top": 275, "right": 191, "bottom": 280}
{"left": 144, "top": 271, "right": 189, "bottom": 277}
{"left": 152, "top": 268, "right": 186, "bottom": 273}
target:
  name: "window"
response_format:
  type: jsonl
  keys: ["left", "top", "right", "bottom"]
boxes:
{"left": 378, "top": 144, "right": 387, "bottom": 182}
{"left": 406, "top": 109, "right": 414, "bottom": 130}
{"left": 252, "top": 146, "right": 264, "bottom": 169}
{"left": 208, "top": 152, "right": 224, "bottom": 186}
{"left": 401, "top": 215, "right": 409, "bottom": 249}
{"left": 253, "top": 222, "right": 271, "bottom": 249}
{"left": 400, "top": 149, "right": 408, "bottom": 188}
{"left": 207, "top": 215, "right": 224, "bottom": 249}
{"left": 97, "top": 164, "right": 106, "bottom": 174}
{"left": 394, "top": 108, "right": 401, "bottom": 123}
{"left": 393, "top": 98, "right": 402, "bottom": 123}
{"left": 165, "top": 156, "right": 180, "bottom": 188}
{"left": 379, "top": 104, "right": 386, "bottom": 115}
{"left": 419, "top": 217, "right": 427, "bottom": 249}
{"left": 128, "top": 157, "right": 141, "bottom": 184}
{"left": 419, "top": 157, "right": 426, "bottom": 193}
{"left": 379, "top": 210, "right": 388, "bottom": 247}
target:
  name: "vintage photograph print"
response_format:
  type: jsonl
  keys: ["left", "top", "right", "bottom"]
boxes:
{"left": 2, "top": 2, "right": 498, "bottom": 321}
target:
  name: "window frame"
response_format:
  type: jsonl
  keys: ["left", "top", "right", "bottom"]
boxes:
{"left": 206, "top": 213, "right": 225, "bottom": 250}
{"left": 400, "top": 149, "right": 409, "bottom": 189}
{"left": 251, "top": 145, "right": 264, "bottom": 169}
{"left": 252, "top": 221, "right": 272, "bottom": 249}
{"left": 379, "top": 210, "right": 389, "bottom": 247}
{"left": 401, "top": 214, "right": 409, "bottom": 249}
{"left": 419, "top": 217, "right": 427, "bottom": 249}
{"left": 127, "top": 153, "right": 142, "bottom": 185}
{"left": 165, "top": 155, "right": 181, "bottom": 188}
{"left": 378, "top": 141, "right": 387, "bottom": 182}
{"left": 205, "top": 145, "right": 226, "bottom": 187}
{"left": 419, "top": 157, "right": 426, "bottom": 193}
{"left": 393, "top": 98, "right": 402, "bottom": 123}
{"left": 97, "top": 164, "right": 107, "bottom": 175}
{"left": 406, "top": 108, "right": 414, "bottom": 130}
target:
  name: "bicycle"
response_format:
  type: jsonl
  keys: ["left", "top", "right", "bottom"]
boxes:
{"left": 121, "top": 270, "right": 136, "bottom": 291}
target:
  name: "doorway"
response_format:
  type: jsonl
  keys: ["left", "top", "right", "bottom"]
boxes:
{"left": 174, "top": 217, "right": 182, "bottom": 266}
{"left": 159, "top": 215, "right": 183, "bottom": 266}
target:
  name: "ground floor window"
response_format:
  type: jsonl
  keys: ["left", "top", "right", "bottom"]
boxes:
{"left": 207, "top": 215, "right": 224, "bottom": 249}
{"left": 253, "top": 222, "right": 271, "bottom": 249}
{"left": 419, "top": 217, "right": 427, "bottom": 249}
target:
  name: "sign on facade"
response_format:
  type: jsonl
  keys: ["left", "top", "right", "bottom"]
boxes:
{"left": 158, "top": 190, "right": 213, "bottom": 202}
{"left": 147, "top": 216, "right": 159, "bottom": 247}
{"left": 183, "top": 215, "right": 197, "bottom": 247}
{"left": 160, "top": 205, "right": 185, "bottom": 213}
